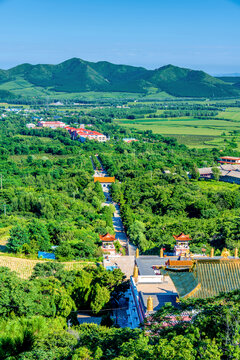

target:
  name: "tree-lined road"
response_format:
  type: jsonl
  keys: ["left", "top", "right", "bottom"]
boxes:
{"left": 92, "top": 156, "right": 136, "bottom": 256}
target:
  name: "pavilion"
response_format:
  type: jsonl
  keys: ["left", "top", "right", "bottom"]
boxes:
{"left": 100, "top": 233, "right": 116, "bottom": 254}
{"left": 173, "top": 233, "right": 191, "bottom": 256}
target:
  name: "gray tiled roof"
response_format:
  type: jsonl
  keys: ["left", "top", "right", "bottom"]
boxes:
{"left": 198, "top": 164, "right": 240, "bottom": 181}
{"left": 227, "top": 171, "right": 240, "bottom": 179}
{"left": 220, "top": 164, "right": 240, "bottom": 171}
{"left": 198, "top": 167, "right": 213, "bottom": 175}
{"left": 136, "top": 256, "right": 178, "bottom": 276}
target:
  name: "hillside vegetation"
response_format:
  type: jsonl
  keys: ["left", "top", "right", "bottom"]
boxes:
{"left": 0, "top": 58, "right": 240, "bottom": 100}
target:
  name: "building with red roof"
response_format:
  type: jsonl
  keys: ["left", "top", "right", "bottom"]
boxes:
{"left": 173, "top": 233, "right": 191, "bottom": 256}
{"left": 218, "top": 156, "right": 240, "bottom": 164}
{"left": 71, "top": 128, "right": 108, "bottom": 142}
{"left": 100, "top": 233, "right": 116, "bottom": 254}
{"left": 37, "top": 121, "right": 108, "bottom": 142}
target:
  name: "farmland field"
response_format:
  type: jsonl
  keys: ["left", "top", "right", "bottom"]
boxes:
{"left": 115, "top": 104, "right": 240, "bottom": 148}
{"left": 216, "top": 107, "right": 240, "bottom": 121}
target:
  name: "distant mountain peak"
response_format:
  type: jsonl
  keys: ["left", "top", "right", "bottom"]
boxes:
{"left": 0, "top": 58, "right": 239, "bottom": 98}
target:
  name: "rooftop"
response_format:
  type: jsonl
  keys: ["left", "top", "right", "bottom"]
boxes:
{"left": 173, "top": 233, "right": 191, "bottom": 241}
{"left": 219, "top": 156, "right": 240, "bottom": 160}
{"left": 100, "top": 233, "right": 116, "bottom": 242}
{"left": 165, "top": 258, "right": 240, "bottom": 299}
{"left": 94, "top": 177, "right": 115, "bottom": 183}
{"left": 166, "top": 260, "right": 193, "bottom": 267}
{"left": 136, "top": 256, "right": 179, "bottom": 276}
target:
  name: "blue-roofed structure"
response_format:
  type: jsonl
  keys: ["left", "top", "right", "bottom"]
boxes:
{"left": 38, "top": 251, "right": 56, "bottom": 260}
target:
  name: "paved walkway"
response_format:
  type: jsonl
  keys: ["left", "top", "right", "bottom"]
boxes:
{"left": 92, "top": 155, "right": 136, "bottom": 256}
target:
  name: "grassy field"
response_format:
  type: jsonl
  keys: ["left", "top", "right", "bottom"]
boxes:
{"left": 115, "top": 105, "right": 240, "bottom": 148}
{"left": 9, "top": 153, "right": 73, "bottom": 162}
{"left": 0, "top": 255, "right": 95, "bottom": 279}
{"left": 216, "top": 107, "right": 240, "bottom": 120}
{"left": 197, "top": 179, "right": 240, "bottom": 191}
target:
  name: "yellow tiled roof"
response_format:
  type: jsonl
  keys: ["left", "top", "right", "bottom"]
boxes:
{"left": 166, "top": 259, "right": 240, "bottom": 299}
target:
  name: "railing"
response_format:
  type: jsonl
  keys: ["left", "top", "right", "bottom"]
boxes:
{"left": 137, "top": 275, "right": 164, "bottom": 283}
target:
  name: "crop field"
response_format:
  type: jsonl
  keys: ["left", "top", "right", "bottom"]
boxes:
{"left": 216, "top": 107, "right": 240, "bottom": 121}
{"left": 116, "top": 117, "right": 229, "bottom": 137}
{"left": 115, "top": 105, "right": 240, "bottom": 148}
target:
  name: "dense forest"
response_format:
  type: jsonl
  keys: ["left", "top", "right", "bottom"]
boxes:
{"left": 102, "top": 146, "right": 240, "bottom": 253}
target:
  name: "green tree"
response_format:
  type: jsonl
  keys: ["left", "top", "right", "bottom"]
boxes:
{"left": 90, "top": 283, "right": 110, "bottom": 313}
{"left": 28, "top": 219, "right": 51, "bottom": 252}
{"left": 8, "top": 224, "right": 30, "bottom": 253}
{"left": 31, "top": 262, "right": 65, "bottom": 279}
{"left": 212, "top": 167, "right": 221, "bottom": 181}
{"left": 190, "top": 165, "right": 200, "bottom": 180}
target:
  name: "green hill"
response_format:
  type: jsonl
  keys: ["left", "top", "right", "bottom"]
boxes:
{"left": 0, "top": 58, "right": 239, "bottom": 99}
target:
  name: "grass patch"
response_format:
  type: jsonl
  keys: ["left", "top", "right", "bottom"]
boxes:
{"left": 168, "top": 134, "right": 219, "bottom": 148}
{"left": 197, "top": 180, "right": 239, "bottom": 191}
{"left": 0, "top": 255, "right": 95, "bottom": 279}
{"left": 9, "top": 153, "right": 73, "bottom": 161}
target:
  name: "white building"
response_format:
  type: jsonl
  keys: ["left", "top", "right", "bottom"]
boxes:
{"left": 26, "top": 123, "right": 36, "bottom": 129}
{"left": 38, "top": 121, "right": 66, "bottom": 129}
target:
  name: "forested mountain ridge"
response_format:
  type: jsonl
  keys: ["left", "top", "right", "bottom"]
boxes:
{"left": 0, "top": 58, "right": 239, "bottom": 98}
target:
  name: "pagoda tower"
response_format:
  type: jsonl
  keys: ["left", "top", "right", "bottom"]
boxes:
{"left": 173, "top": 233, "right": 191, "bottom": 256}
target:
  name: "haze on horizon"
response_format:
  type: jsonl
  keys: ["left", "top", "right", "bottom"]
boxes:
{"left": 0, "top": 0, "right": 240, "bottom": 75}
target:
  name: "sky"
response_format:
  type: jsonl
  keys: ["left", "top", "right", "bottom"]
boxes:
{"left": 0, "top": 0, "right": 240, "bottom": 74}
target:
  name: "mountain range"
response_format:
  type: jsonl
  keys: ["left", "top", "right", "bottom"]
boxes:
{"left": 0, "top": 58, "right": 240, "bottom": 99}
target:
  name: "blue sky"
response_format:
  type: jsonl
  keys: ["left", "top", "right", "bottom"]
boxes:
{"left": 0, "top": 0, "right": 240, "bottom": 74}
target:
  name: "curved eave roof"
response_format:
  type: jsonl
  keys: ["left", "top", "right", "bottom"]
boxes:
{"left": 166, "top": 259, "right": 240, "bottom": 299}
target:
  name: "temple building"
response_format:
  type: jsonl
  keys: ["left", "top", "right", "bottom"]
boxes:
{"left": 100, "top": 233, "right": 116, "bottom": 254}
{"left": 127, "top": 254, "right": 179, "bottom": 327}
{"left": 173, "top": 233, "right": 191, "bottom": 256}
{"left": 164, "top": 248, "right": 240, "bottom": 299}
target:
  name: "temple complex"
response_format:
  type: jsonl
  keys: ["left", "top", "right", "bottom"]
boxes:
{"left": 126, "top": 242, "right": 240, "bottom": 328}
